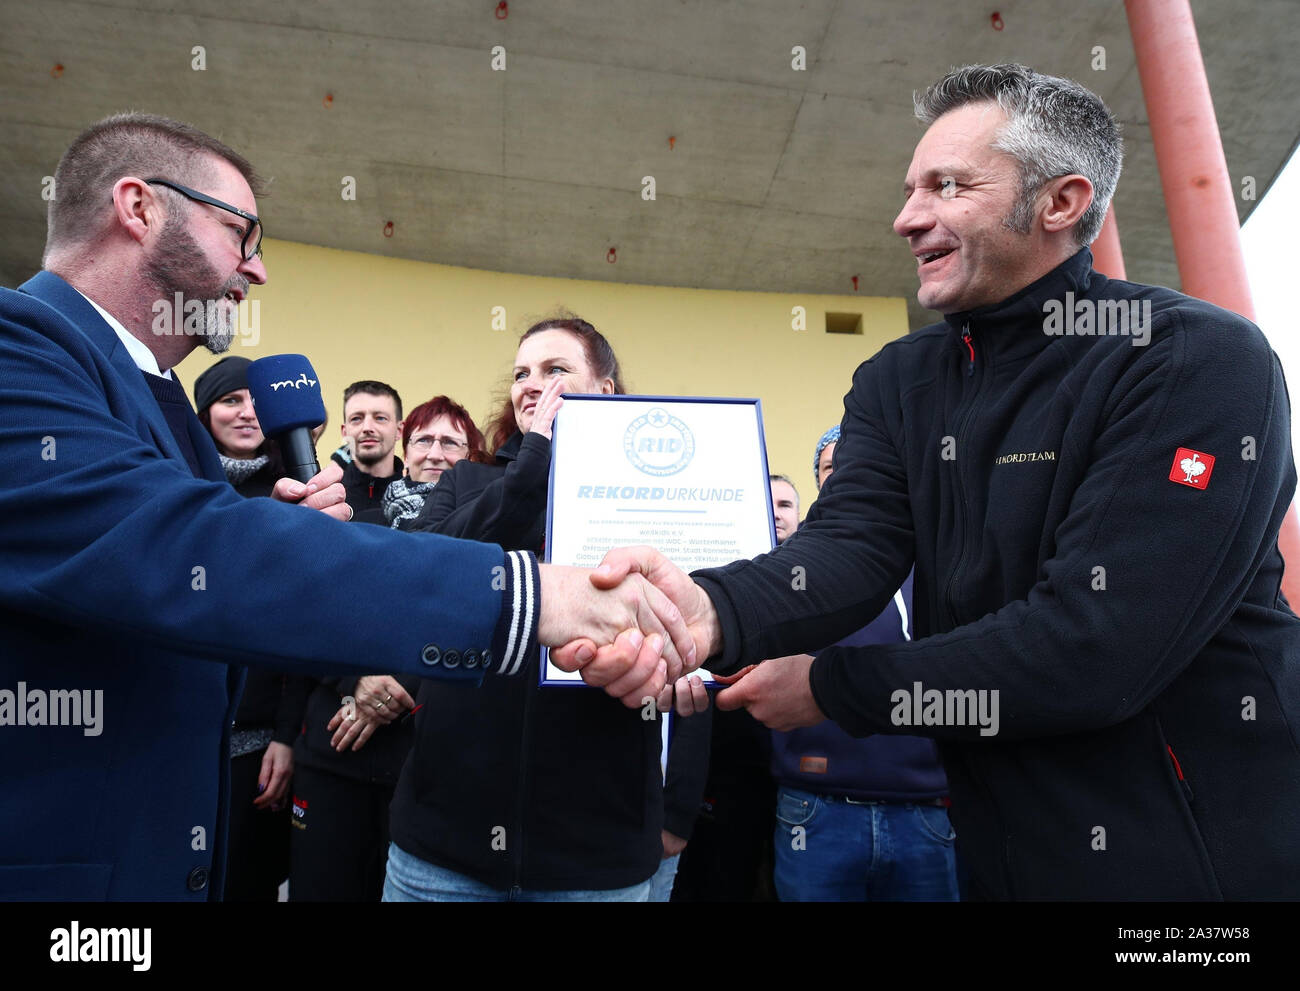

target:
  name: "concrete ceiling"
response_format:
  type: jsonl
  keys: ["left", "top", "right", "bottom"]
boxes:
{"left": 2, "top": 0, "right": 1297, "bottom": 329}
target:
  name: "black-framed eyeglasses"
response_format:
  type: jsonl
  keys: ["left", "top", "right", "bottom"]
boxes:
{"left": 145, "top": 178, "right": 264, "bottom": 260}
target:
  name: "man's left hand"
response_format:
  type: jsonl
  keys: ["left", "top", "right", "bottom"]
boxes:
{"left": 657, "top": 673, "right": 710, "bottom": 716}
{"left": 271, "top": 462, "right": 351, "bottom": 521}
{"left": 715, "top": 653, "right": 826, "bottom": 731}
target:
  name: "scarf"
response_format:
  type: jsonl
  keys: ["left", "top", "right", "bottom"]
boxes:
{"left": 384, "top": 476, "right": 437, "bottom": 527}
{"left": 221, "top": 454, "right": 269, "bottom": 487}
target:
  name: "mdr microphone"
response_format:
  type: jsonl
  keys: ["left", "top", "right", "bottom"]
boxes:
{"left": 246, "top": 354, "right": 327, "bottom": 483}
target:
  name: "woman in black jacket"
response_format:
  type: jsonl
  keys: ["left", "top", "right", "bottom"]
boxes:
{"left": 194, "top": 356, "right": 302, "bottom": 901}
{"left": 288, "top": 396, "right": 488, "bottom": 901}
{"left": 379, "top": 317, "right": 710, "bottom": 901}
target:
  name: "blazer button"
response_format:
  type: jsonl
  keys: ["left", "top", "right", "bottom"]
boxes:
{"left": 421, "top": 644, "right": 441, "bottom": 666}
{"left": 186, "top": 866, "right": 209, "bottom": 892}
{"left": 482, "top": 649, "right": 494, "bottom": 672}
{"left": 464, "top": 649, "right": 480, "bottom": 669}
{"left": 443, "top": 649, "right": 461, "bottom": 669}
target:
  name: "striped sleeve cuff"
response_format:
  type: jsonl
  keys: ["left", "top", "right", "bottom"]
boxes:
{"left": 489, "top": 550, "right": 540, "bottom": 677}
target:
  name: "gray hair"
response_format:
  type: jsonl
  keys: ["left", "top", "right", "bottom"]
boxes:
{"left": 914, "top": 64, "right": 1122, "bottom": 246}
{"left": 769, "top": 473, "right": 799, "bottom": 509}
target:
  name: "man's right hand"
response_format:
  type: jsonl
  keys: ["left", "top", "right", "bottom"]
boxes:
{"left": 538, "top": 564, "right": 697, "bottom": 707}
{"left": 271, "top": 462, "right": 351, "bottom": 521}
{"left": 580, "top": 546, "right": 722, "bottom": 666}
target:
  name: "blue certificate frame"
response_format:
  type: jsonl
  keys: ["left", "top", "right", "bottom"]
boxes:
{"left": 540, "top": 394, "right": 776, "bottom": 687}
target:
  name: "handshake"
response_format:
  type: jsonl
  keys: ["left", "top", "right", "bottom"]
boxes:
{"left": 539, "top": 546, "right": 719, "bottom": 714}
{"left": 538, "top": 546, "right": 826, "bottom": 730}
{"left": 332, "top": 546, "right": 718, "bottom": 753}
{"left": 328, "top": 546, "right": 829, "bottom": 753}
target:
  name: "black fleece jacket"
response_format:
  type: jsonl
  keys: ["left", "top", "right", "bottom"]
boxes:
{"left": 342, "top": 457, "right": 404, "bottom": 525}
{"left": 695, "top": 248, "right": 1300, "bottom": 900}
{"left": 393, "top": 431, "right": 711, "bottom": 890}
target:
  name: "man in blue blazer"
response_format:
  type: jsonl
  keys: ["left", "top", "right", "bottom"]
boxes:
{"left": 0, "top": 113, "right": 693, "bottom": 901}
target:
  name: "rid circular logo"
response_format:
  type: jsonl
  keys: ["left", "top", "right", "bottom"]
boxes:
{"left": 624, "top": 407, "right": 695, "bottom": 476}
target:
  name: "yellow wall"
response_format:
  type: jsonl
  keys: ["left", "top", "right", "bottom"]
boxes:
{"left": 181, "top": 238, "right": 910, "bottom": 510}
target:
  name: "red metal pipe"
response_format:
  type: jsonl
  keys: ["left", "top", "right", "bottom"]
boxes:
{"left": 1125, "top": 0, "right": 1254, "bottom": 319}
{"left": 1126, "top": 0, "right": 1300, "bottom": 605}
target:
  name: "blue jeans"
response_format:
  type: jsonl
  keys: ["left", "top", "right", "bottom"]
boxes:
{"left": 382, "top": 842, "right": 654, "bottom": 902}
{"left": 647, "top": 853, "right": 681, "bottom": 902}
{"left": 773, "top": 787, "right": 959, "bottom": 901}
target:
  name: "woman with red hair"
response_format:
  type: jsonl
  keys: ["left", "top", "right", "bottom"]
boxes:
{"left": 384, "top": 395, "right": 488, "bottom": 529}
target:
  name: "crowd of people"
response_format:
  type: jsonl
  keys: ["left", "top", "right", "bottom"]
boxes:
{"left": 3, "top": 61, "right": 1298, "bottom": 904}
{"left": 200, "top": 319, "right": 904, "bottom": 902}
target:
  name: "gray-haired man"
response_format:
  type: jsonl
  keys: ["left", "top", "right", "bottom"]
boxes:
{"left": 593, "top": 64, "right": 1300, "bottom": 900}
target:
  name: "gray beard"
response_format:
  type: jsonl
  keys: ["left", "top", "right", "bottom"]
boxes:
{"left": 202, "top": 304, "right": 236, "bottom": 354}
{"left": 148, "top": 205, "right": 241, "bottom": 356}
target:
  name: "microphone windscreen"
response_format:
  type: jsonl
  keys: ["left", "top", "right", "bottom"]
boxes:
{"left": 246, "top": 355, "right": 327, "bottom": 435}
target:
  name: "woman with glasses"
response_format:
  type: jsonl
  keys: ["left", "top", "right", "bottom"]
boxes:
{"left": 365, "top": 316, "right": 710, "bottom": 902}
{"left": 385, "top": 396, "right": 489, "bottom": 529}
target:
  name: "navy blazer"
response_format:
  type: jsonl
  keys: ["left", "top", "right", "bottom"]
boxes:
{"left": 0, "top": 272, "right": 535, "bottom": 901}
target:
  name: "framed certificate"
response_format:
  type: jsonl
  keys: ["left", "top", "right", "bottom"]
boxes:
{"left": 541, "top": 395, "right": 776, "bottom": 686}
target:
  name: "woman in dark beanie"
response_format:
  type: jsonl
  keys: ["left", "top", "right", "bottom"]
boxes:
{"left": 193, "top": 356, "right": 302, "bottom": 901}
{"left": 194, "top": 355, "right": 284, "bottom": 497}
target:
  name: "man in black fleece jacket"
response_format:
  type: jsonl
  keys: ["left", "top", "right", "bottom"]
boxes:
{"left": 596, "top": 64, "right": 1300, "bottom": 900}
{"left": 337, "top": 380, "right": 405, "bottom": 524}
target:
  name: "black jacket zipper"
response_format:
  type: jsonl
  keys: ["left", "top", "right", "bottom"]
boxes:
{"left": 945, "top": 321, "right": 981, "bottom": 629}
{"left": 1167, "top": 744, "right": 1195, "bottom": 803}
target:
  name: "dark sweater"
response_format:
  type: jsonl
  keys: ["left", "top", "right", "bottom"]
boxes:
{"left": 141, "top": 371, "right": 206, "bottom": 477}
{"left": 342, "top": 457, "right": 404, "bottom": 525}
{"left": 695, "top": 248, "right": 1300, "bottom": 900}
{"left": 771, "top": 571, "right": 949, "bottom": 801}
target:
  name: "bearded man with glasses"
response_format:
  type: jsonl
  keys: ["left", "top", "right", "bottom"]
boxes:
{"left": 0, "top": 112, "right": 696, "bottom": 901}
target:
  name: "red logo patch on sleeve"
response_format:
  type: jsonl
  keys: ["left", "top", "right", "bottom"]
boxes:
{"left": 1170, "top": 448, "right": 1215, "bottom": 489}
